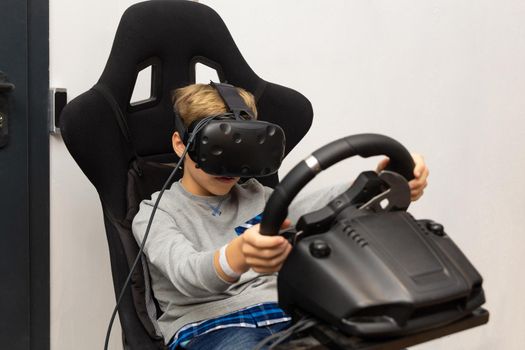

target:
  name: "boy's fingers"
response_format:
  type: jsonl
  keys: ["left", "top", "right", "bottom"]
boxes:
{"left": 412, "top": 181, "right": 427, "bottom": 191}
{"left": 409, "top": 177, "right": 426, "bottom": 189}
{"left": 252, "top": 266, "right": 278, "bottom": 274}
{"left": 376, "top": 157, "right": 390, "bottom": 172}
{"left": 415, "top": 164, "right": 428, "bottom": 180}
{"left": 411, "top": 153, "right": 425, "bottom": 178}
{"left": 413, "top": 162, "right": 423, "bottom": 178}
{"left": 248, "top": 235, "right": 286, "bottom": 249}
{"left": 246, "top": 254, "right": 288, "bottom": 270}
{"left": 410, "top": 179, "right": 427, "bottom": 199}
{"left": 244, "top": 225, "right": 286, "bottom": 248}
{"left": 411, "top": 190, "right": 424, "bottom": 201}
{"left": 246, "top": 245, "right": 292, "bottom": 270}
{"left": 280, "top": 219, "right": 292, "bottom": 230}
{"left": 409, "top": 168, "right": 429, "bottom": 189}
{"left": 242, "top": 242, "right": 288, "bottom": 259}
{"left": 422, "top": 167, "right": 430, "bottom": 180}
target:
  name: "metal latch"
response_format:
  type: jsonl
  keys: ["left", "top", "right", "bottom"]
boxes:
{"left": 0, "top": 71, "right": 15, "bottom": 149}
{"left": 49, "top": 87, "right": 67, "bottom": 134}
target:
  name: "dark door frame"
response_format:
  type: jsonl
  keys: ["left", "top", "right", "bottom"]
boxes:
{"left": 29, "top": 0, "right": 50, "bottom": 348}
{"left": 0, "top": 0, "right": 49, "bottom": 348}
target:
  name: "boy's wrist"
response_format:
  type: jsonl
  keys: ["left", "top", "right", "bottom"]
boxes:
{"left": 213, "top": 250, "right": 235, "bottom": 283}
{"left": 219, "top": 245, "right": 241, "bottom": 279}
{"left": 226, "top": 236, "right": 250, "bottom": 274}
{"left": 213, "top": 236, "right": 249, "bottom": 283}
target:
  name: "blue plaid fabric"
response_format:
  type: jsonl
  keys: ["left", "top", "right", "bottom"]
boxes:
{"left": 234, "top": 213, "right": 263, "bottom": 235}
{"left": 168, "top": 302, "right": 291, "bottom": 349}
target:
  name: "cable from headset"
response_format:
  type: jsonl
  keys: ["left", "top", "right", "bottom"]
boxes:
{"left": 252, "top": 316, "right": 318, "bottom": 350}
{"left": 103, "top": 116, "right": 216, "bottom": 350}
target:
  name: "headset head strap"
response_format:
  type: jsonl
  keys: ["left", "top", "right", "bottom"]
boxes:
{"left": 210, "top": 81, "right": 255, "bottom": 120}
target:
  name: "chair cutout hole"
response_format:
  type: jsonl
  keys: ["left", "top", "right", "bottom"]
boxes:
{"left": 131, "top": 65, "right": 152, "bottom": 105}
{"left": 195, "top": 62, "right": 220, "bottom": 84}
{"left": 380, "top": 199, "right": 389, "bottom": 209}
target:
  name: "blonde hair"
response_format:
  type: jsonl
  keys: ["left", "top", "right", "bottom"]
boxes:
{"left": 172, "top": 83, "right": 257, "bottom": 127}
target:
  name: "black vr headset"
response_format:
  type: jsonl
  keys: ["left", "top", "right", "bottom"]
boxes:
{"left": 173, "top": 82, "right": 286, "bottom": 177}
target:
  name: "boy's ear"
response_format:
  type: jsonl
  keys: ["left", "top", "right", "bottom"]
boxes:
{"left": 172, "top": 132, "right": 186, "bottom": 158}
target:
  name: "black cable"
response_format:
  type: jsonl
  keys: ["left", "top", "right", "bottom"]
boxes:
{"left": 268, "top": 318, "right": 318, "bottom": 349}
{"left": 254, "top": 317, "right": 317, "bottom": 350}
{"left": 252, "top": 317, "right": 318, "bottom": 350}
{"left": 103, "top": 116, "right": 216, "bottom": 350}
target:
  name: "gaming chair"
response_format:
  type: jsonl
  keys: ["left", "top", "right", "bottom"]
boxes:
{"left": 59, "top": 1, "right": 313, "bottom": 349}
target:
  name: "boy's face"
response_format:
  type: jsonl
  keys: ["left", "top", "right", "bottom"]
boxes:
{"left": 183, "top": 155, "right": 240, "bottom": 196}
{"left": 172, "top": 131, "right": 240, "bottom": 196}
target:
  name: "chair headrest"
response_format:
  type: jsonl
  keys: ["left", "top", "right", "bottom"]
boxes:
{"left": 61, "top": 0, "right": 313, "bottom": 218}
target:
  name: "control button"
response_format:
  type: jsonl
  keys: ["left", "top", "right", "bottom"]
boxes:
{"left": 309, "top": 240, "right": 331, "bottom": 258}
{"left": 426, "top": 222, "right": 445, "bottom": 236}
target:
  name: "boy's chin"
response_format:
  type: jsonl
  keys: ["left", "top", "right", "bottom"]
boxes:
{"left": 209, "top": 187, "right": 233, "bottom": 196}
{"left": 209, "top": 177, "right": 238, "bottom": 195}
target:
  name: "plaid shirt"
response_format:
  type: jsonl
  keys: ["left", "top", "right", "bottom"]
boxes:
{"left": 234, "top": 213, "right": 263, "bottom": 235}
{"left": 168, "top": 302, "right": 291, "bottom": 349}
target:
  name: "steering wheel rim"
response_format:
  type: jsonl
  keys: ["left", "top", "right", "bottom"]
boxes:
{"left": 260, "top": 133, "right": 415, "bottom": 235}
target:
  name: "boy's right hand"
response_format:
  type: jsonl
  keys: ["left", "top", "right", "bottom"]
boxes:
{"left": 239, "top": 220, "right": 292, "bottom": 274}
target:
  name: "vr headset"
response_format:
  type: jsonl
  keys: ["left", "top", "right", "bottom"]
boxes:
{"left": 173, "top": 82, "right": 286, "bottom": 177}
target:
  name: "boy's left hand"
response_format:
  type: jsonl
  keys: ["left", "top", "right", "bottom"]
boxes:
{"left": 376, "top": 153, "right": 429, "bottom": 201}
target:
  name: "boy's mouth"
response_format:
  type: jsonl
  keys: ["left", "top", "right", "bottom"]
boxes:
{"left": 214, "top": 176, "right": 236, "bottom": 183}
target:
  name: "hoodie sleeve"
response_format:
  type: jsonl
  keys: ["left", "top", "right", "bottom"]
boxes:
{"left": 132, "top": 200, "right": 232, "bottom": 298}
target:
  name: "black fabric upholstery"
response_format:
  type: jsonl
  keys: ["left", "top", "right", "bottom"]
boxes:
{"left": 60, "top": 1, "right": 313, "bottom": 349}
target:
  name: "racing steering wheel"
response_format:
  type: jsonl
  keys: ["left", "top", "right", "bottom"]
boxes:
{"left": 260, "top": 133, "right": 415, "bottom": 235}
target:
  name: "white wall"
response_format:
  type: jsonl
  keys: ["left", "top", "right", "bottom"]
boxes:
{"left": 50, "top": 0, "right": 525, "bottom": 349}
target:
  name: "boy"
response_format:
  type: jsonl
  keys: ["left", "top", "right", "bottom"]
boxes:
{"left": 132, "top": 84, "right": 429, "bottom": 350}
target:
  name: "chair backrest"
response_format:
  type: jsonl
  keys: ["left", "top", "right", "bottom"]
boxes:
{"left": 60, "top": 1, "right": 313, "bottom": 349}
